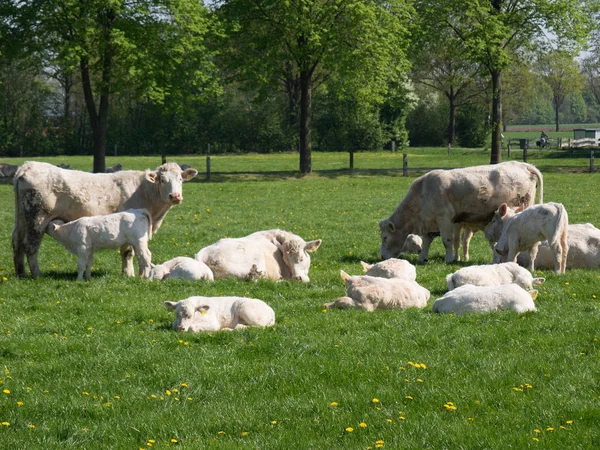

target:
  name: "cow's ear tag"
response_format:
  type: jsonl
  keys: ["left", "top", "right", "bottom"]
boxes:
{"left": 197, "top": 305, "right": 209, "bottom": 315}
{"left": 146, "top": 172, "right": 157, "bottom": 183}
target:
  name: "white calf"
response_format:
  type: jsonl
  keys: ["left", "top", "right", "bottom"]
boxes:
{"left": 494, "top": 202, "right": 569, "bottom": 274}
{"left": 402, "top": 234, "right": 423, "bottom": 254}
{"left": 47, "top": 208, "right": 152, "bottom": 280}
{"left": 446, "top": 262, "right": 544, "bottom": 291}
{"left": 517, "top": 223, "right": 600, "bottom": 269}
{"left": 164, "top": 296, "right": 275, "bottom": 332}
{"left": 360, "top": 258, "right": 416, "bottom": 281}
{"left": 432, "top": 284, "right": 538, "bottom": 314}
{"left": 322, "top": 271, "right": 430, "bottom": 311}
{"left": 149, "top": 257, "right": 213, "bottom": 281}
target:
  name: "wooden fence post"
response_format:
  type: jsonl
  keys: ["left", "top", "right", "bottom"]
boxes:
{"left": 591, "top": 150, "right": 595, "bottom": 173}
{"left": 507, "top": 143, "right": 511, "bottom": 158}
{"left": 403, "top": 153, "right": 408, "bottom": 177}
{"left": 523, "top": 145, "right": 528, "bottom": 163}
{"left": 349, "top": 151, "right": 354, "bottom": 170}
{"left": 448, "top": 143, "right": 451, "bottom": 156}
{"left": 391, "top": 139, "right": 396, "bottom": 153}
{"left": 206, "top": 143, "right": 211, "bottom": 182}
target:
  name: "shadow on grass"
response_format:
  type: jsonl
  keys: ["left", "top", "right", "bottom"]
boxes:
{"left": 40, "top": 269, "right": 111, "bottom": 281}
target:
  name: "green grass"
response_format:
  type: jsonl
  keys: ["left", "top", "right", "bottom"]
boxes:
{"left": 0, "top": 153, "right": 599, "bottom": 449}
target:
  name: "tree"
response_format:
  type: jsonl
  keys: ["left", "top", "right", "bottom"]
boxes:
{"left": 502, "top": 62, "right": 536, "bottom": 130}
{"left": 537, "top": 50, "right": 583, "bottom": 131}
{"left": 216, "top": 0, "right": 412, "bottom": 173}
{"left": 423, "top": 0, "right": 592, "bottom": 164}
{"left": 1, "top": 0, "right": 219, "bottom": 172}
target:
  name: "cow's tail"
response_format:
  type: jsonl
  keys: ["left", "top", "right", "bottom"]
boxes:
{"left": 527, "top": 164, "right": 544, "bottom": 204}
{"left": 445, "top": 273, "right": 455, "bottom": 291}
{"left": 141, "top": 209, "right": 153, "bottom": 240}
{"left": 549, "top": 203, "right": 568, "bottom": 248}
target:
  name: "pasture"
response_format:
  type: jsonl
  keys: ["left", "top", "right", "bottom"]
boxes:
{"left": 0, "top": 152, "right": 599, "bottom": 449}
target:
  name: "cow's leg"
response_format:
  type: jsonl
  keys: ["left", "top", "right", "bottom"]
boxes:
{"left": 528, "top": 243, "right": 539, "bottom": 273}
{"left": 439, "top": 224, "right": 456, "bottom": 263}
{"left": 85, "top": 252, "right": 95, "bottom": 280}
{"left": 461, "top": 227, "right": 474, "bottom": 262}
{"left": 560, "top": 229, "right": 569, "bottom": 274}
{"left": 133, "top": 242, "right": 152, "bottom": 278}
{"left": 25, "top": 230, "right": 45, "bottom": 278}
{"left": 418, "top": 234, "right": 435, "bottom": 263}
{"left": 76, "top": 253, "right": 87, "bottom": 281}
{"left": 120, "top": 244, "right": 135, "bottom": 277}
{"left": 322, "top": 297, "right": 359, "bottom": 309}
{"left": 12, "top": 218, "right": 27, "bottom": 278}
{"left": 452, "top": 225, "right": 461, "bottom": 262}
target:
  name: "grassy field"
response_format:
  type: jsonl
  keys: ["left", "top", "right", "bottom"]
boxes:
{"left": 0, "top": 153, "right": 599, "bottom": 449}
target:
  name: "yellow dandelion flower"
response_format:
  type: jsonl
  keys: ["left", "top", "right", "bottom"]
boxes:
{"left": 330, "top": 402, "right": 338, "bottom": 407}
{"left": 405, "top": 395, "right": 413, "bottom": 400}
{"left": 532, "top": 437, "right": 539, "bottom": 442}
{"left": 2, "top": 277, "right": 7, "bottom": 282}
{"left": 170, "top": 439, "right": 178, "bottom": 443}
{"left": 345, "top": 427, "right": 354, "bottom": 433}
{"left": 166, "top": 390, "right": 171, "bottom": 396}
{"left": 376, "top": 440, "right": 385, "bottom": 445}
{"left": 372, "top": 398, "right": 380, "bottom": 403}
{"left": 150, "top": 394, "right": 157, "bottom": 398}
{"left": 359, "top": 422, "right": 367, "bottom": 428}
{"left": 534, "top": 429, "right": 541, "bottom": 434}
{"left": 82, "top": 392, "right": 89, "bottom": 396}
{"left": 387, "top": 419, "right": 393, "bottom": 423}
{"left": 181, "top": 382, "right": 188, "bottom": 388}
{"left": 16, "top": 401, "right": 23, "bottom": 406}
{"left": 2, "top": 389, "right": 10, "bottom": 395}
{"left": 1, "top": 422, "right": 9, "bottom": 426}
{"left": 28, "top": 424, "right": 35, "bottom": 429}
{"left": 399, "top": 416, "right": 406, "bottom": 420}
{"left": 546, "top": 427, "right": 554, "bottom": 431}
{"left": 241, "top": 432, "right": 248, "bottom": 437}
{"left": 271, "top": 420, "right": 277, "bottom": 425}
{"left": 187, "top": 397, "right": 193, "bottom": 401}
{"left": 566, "top": 420, "right": 574, "bottom": 425}
{"left": 217, "top": 431, "right": 225, "bottom": 435}
{"left": 321, "top": 309, "right": 327, "bottom": 313}
{"left": 417, "top": 379, "right": 423, "bottom": 383}
{"left": 560, "top": 426, "right": 566, "bottom": 430}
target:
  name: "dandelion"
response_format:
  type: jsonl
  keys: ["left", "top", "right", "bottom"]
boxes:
{"left": 1, "top": 422, "right": 9, "bottom": 426}
{"left": 170, "top": 439, "right": 178, "bottom": 443}
{"left": 2, "top": 277, "right": 7, "bottom": 282}
{"left": 166, "top": 390, "right": 171, "bottom": 396}
{"left": 534, "top": 429, "right": 541, "bottom": 434}
{"left": 387, "top": 419, "right": 393, "bottom": 423}
{"left": 217, "top": 431, "right": 225, "bottom": 435}
{"left": 271, "top": 420, "right": 277, "bottom": 425}
{"left": 241, "top": 432, "right": 248, "bottom": 437}
{"left": 321, "top": 309, "right": 327, "bottom": 313}
{"left": 467, "top": 418, "right": 475, "bottom": 421}
{"left": 2, "top": 389, "right": 10, "bottom": 395}
{"left": 359, "top": 422, "right": 367, "bottom": 428}
{"left": 187, "top": 397, "right": 193, "bottom": 401}
{"left": 376, "top": 440, "right": 384, "bottom": 448}
{"left": 405, "top": 395, "right": 413, "bottom": 400}
{"left": 417, "top": 379, "right": 423, "bottom": 383}
{"left": 345, "top": 427, "right": 354, "bottom": 433}
{"left": 532, "top": 437, "right": 539, "bottom": 442}
{"left": 566, "top": 420, "right": 574, "bottom": 425}
{"left": 399, "top": 416, "right": 406, "bottom": 421}
{"left": 28, "top": 424, "right": 35, "bottom": 429}
{"left": 330, "top": 402, "right": 338, "bottom": 407}
{"left": 181, "top": 382, "right": 189, "bottom": 388}
{"left": 546, "top": 427, "right": 554, "bottom": 431}
{"left": 17, "top": 401, "right": 23, "bottom": 406}
{"left": 372, "top": 398, "right": 380, "bottom": 403}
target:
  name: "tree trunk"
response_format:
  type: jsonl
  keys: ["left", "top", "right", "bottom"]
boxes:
{"left": 448, "top": 93, "right": 456, "bottom": 145}
{"left": 299, "top": 69, "right": 312, "bottom": 174}
{"left": 555, "top": 103, "right": 560, "bottom": 132}
{"left": 490, "top": 69, "right": 502, "bottom": 164}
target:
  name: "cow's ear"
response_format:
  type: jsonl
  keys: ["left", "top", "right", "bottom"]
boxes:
{"left": 305, "top": 239, "right": 322, "bottom": 252}
{"left": 495, "top": 247, "right": 504, "bottom": 256}
{"left": 360, "top": 261, "right": 372, "bottom": 272}
{"left": 146, "top": 171, "right": 157, "bottom": 183}
{"left": 164, "top": 301, "right": 178, "bottom": 310}
{"left": 379, "top": 219, "right": 395, "bottom": 232}
{"left": 532, "top": 277, "right": 545, "bottom": 285}
{"left": 196, "top": 305, "right": 210, "bottom": 315}
{"left": 340, "top": 270, "right": 351, "bottom": 282}
{"left": 515, "top": 205, "right": 525, "bottom": 213}
{"left": 499, "top": 203, "right": 508, "bottom": 216}
{"left": 182, "top": 168, "right": 198, "bottom": 181}
{"left": 529, "top": 290, "right": 538, "bottom": 300}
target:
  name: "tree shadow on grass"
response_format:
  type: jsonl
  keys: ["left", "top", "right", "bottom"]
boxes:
{"left": 40, "top": 269, "right": 110, "bottom": 281}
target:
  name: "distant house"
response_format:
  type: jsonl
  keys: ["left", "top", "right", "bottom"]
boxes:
{"left": 573, "top": 128, "right": 600, "bottom": 141}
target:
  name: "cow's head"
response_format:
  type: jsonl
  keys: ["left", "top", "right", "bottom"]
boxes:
{"left": 280, "top": 237, "right": 321, "bottom": 282}
{"left": 165, "top": 298, "right": 211, "bottom": 332}
{"left": 401, "top": 234, "right": 423, "bottom": 254}
{"left": 379, "top": 219, "right": 407, "bottom": 260}
{"left": 146, "top": 163, "right": 198, "bottom": 205}
{"left": 46, "top": 219, "right": 65, "bottom": 237}
{"left": 149, "top": 263, "right": 168, "bottom": 281}
{"left": 484, "top": 203, "right": 523, "bottom": 244}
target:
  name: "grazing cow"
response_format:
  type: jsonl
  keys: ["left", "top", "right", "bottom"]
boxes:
{"left": 322, "top": 271, "right": 430, "bottom": 311}
{"left": 432, "top": 284, "right": 538, "bottom": 314}
{"left": 164, "top": 296, "right": 275, "bottom": 332}
{"left": 12, "top": 161, "right": 197, "bottom": 278}
{"left": 494, "top": 202, "right": 569, "bottom": 274}
{"left": 46, "top": 209, "right": 153, "bottom": 281}
{"left": 0, "top": 163, "right": 19, "bottom": 178}
{"left": 517, "top": 223, "right": 600, "bottom": 269}
{"left": 195, "top": 229, "right": 321, "bottom": 282}
{"left": 149, "top": 256, "right": 214, "bottom": 281}
{"left": 446, "top": 262, "right": 545, "bottom": 291}
{"left": 360, "top": 258, "right": 416, "bottom": 281}
{"left": 379, "top": 161, "right": 543, "bottom": 263}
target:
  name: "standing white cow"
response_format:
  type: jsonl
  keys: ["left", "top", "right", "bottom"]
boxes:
{"left": 432, "top": 284, "right": 538, "bottom": 315}
{"left": 164, "top": 296, "right": 275, "bottom": 332}
{"left": 517, "top": 223, "right": 600, "bottom": 269}
{"left": 149, "top": 256, "right": 214, "bottom": 281}
{"left": 46, "top": 209, "right": 153, "bottom": 280}
{"left": 12, "top": 161, "right": 197, "bottom": 278}
{"left": 379, "top": 161, "right": 543, "bottom": 263}
{"left": 494, "top": 202, "right": 569, "bottom": 274}
{"left": 195, "top": 229, "right": 321, "bottom": 282}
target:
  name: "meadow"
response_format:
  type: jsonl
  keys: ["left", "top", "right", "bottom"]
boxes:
{"left": 0, "top": 151, "right": 599, "bottom": 449}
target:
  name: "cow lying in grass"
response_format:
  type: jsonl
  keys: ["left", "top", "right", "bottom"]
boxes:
{"left": 517, "top": 223, "right": 600, "bottom": 269}
{"left": 149, "top": 257, "right": 213, "bottom": 281}
{"left": 491, "top": 202, "right": 569, "bottom": 274}
{"left": 446, "top": 262, "right": 545, "bottom": 291}
{"left": 432, "top": 284, "right": 538, "bottom": 314}
{"left": 195, "top": 229, "right": 321, "bottom": 282}
{"left": 47, "top": 209, "right": 153, "bottom": 281}
{"left": 323, "top": 270, "right": 430, "bottom": 311}
{"left": 164, "top": 296, "right": 275, "bottom": 332}
{"left": 360, "top": 258, "right": 416, "bottom": 281}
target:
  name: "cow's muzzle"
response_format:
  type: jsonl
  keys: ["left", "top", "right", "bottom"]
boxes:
{"left": 169, "top": 193, "right": 182, "bottom": 204}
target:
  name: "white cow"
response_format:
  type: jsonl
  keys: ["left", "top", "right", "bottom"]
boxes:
{"left": 164, "top": 296, "right": 275, "bottom": 332}
{"left": 195, "top": 229, "right": 321, "bottom": 282}
{"left": 360, "top": 258, "right": 416, "bottom": 281}
{"left": 149, "top": 257, "right": 214, "bottom": 281}
{"left": 13, "top": 161, "right": 197, "bottom": 278}
{"left": 322, "top": 271, "right": 430, "bottom": 311}
{"left": 379, "top": 161, "right": 543, "bottom": 263}
{"left": 46, "top": 209, "right": 153, "bottom": 281}
{"left": 402, "top": 234, "right": 423, "bottom": 254}
{"left": 432, "top": 284, "right": 538, "bottom": 314}
{"left": 494, "top": 202, "right": 569, "bottom": 274}
{"left": 517, "top": 223, "right": 600, "bottom": 269}
{"left": 446, "top": 262, "right": 545, "bottom": 291}
{"left": 0, "top": 163, "right": 19, "bottom": 178}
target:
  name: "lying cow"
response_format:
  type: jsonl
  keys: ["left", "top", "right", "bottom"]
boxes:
{"left": 493, "top": 202, "right": 569, "bottom": 274}
{"left": 379, "top": 161, "right": 543, "bottom": 263}
{"left": 446, "top": 262, "right": 545, "bottom": 291}
{"left": 195, "top": 229, "right": 321, "bottom": 282}
{"left": 164, "top": 296, "right": 275, "bottom": 332}
{"left": 149, "top": 256, "right": 214, "bottom": 281}
{"left": 105, "top": 163, "right": 123, "bottom": 173}
{"left": 13, "top": 161, "right": 197, "bottom": 278}
{"left": 517, "top": 223, "right": 600, "bottom": 269}
{"left": 360, "top": 258, "right": 416, "bottom": 281}
{"left": 322, "top": 270, "right": 430, "bottom": 311}
{"left": 432, "top": 284, "right": 538, "bottom": 314}
{"left": 46, "top": 209, "right": 153, "bottom": 280}
{"left": 0, "top": 163, "right": 19, "bottom": 178}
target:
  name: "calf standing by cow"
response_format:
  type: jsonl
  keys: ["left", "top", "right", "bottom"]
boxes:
{"left": 47, "top": 209, "right": 153, "bottom": 280}
{"left": 12, "top": 161, "right": 197, "bottom": 278}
